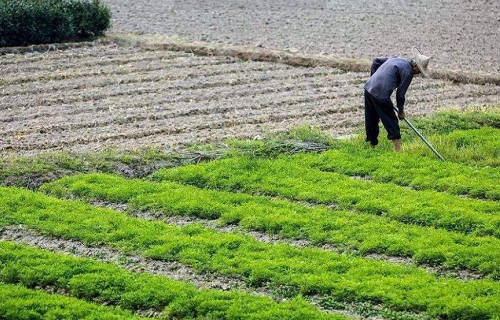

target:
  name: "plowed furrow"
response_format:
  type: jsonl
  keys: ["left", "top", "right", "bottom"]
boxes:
{"left": 0, "top": 93, "right": 358, "bottom": 151}
{"left": 0, "top": 76, "right": 363, "bottom": 135}
{"left": 0, "top": 67, "right": 338, "bottom": 110}
{"left": 0, "top": 70, "right": 360, "bottom": 123}
{"left": 1, "top": 55, "right": 243, "bottom": 87}
{"left": 0, "top": 50, "right": 193, "bottom": 75}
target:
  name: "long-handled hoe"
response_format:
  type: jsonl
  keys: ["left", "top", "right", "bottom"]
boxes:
{"left": 393, "top": 106, "right": 446, "bottom": 161}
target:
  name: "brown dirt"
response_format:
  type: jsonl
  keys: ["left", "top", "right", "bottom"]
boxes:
{"left": 103, "top": 0, "right": 500, "bottom": 74}
{"left": 1, "top": 41, "right": 499, "bottom": 155}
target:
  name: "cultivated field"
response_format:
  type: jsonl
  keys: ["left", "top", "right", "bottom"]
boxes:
{"left": 3, "top": 111, "right": 500, "bottom": 319}
{"left": 104, "top": 0, "right": 500, "bottom": 73}
{"left": 1, "top": 41, "right": 499, "bottom": 155}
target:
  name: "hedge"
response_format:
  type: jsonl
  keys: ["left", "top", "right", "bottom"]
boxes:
{"left": 0, "top": 0, "right": 111, "bottom": 47}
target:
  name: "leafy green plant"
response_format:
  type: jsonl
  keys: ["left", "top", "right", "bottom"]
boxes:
{"left": 3, "top": 186, "right": 500, "bottom": 319}
{"left": 404, "top": 128, "right": 500, "bottom": 167}
{"left": 152, "top": 156, "right": 500, "bottom": 238}
{"left": 0, "top": 242, "right": 340, "bottom": 320}
{"left": 293, "top": 142, "right": 500, "bottom": 200}
{"left": 0, "top": 283, "right": 144, "bottom": 320}
{"left": 43, "top": 173, "right": 500, "bottom": 278}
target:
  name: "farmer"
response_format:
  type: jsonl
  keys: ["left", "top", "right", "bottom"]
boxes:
{"left": 364, "top": 47, "right": 431, "bottom": 152}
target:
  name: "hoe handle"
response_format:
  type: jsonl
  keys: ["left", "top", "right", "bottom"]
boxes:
{"left": 393, "top": 107, "right": 446, "bottom": 162}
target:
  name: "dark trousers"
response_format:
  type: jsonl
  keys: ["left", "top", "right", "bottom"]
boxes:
{"left": 364, "top": 90, "right": 401, "bottom": 146}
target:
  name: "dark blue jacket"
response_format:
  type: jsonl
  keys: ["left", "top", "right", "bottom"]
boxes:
{"left": 364, "top": 57, "right": 413, "bottom": 111}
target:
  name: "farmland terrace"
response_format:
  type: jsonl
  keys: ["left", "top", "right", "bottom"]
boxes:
{"left": 105, "top": 0, "right": 500, "bottom": 74}
{"left": 1, "top": 40, "right": 499, "bottom": 156}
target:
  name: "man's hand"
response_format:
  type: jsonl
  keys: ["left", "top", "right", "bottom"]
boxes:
{"left": 398, "top": 110, "right": 405, "bottom": 120}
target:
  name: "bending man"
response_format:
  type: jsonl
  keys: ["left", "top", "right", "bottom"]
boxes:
{"left": 364, "top": 47, "right": 431, "bottom": 151}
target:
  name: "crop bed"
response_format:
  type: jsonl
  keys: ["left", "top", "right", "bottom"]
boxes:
{"left": 1, "top": 42, "right": 499, "bottom": 155}
{"left": 104, "top": 0, "right": 500, "bottom": 74}
{"left": 2, "top": 120, "right": 500, "bottom": 319}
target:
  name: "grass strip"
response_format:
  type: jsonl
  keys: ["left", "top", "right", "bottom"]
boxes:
{"left": 403, "top": 127, "right": 500, "bottom": 168}
{"left": 43, "top": 173, "right": 500, "bottom": 278}
{"left": 152, "top": 156, "right": 500, "bottom": 238}
{"left": 408, "top": 108, "right": 500, "bottom": 135}
{"left": 0, "top": 125, "right": 332, "bottom": 189}
{"left": 0, "top": 241, "right": 339, "bottom": 320}
{"left": 0, "top": 283, "right": 143, "bottom": 320}
{"left": 3, "top": 186, "right": 500, "bottom": 319}
{"left": 293, "top": 141, "right": 500, "bottom": 201}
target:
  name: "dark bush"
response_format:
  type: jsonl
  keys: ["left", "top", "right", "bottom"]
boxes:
{"left": 0, "top": 0, "right": 111, "bottom": 47}
{"left": 67, "top": 0, "right": 111, "bottom": 38}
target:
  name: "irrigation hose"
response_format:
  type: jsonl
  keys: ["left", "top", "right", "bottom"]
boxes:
{"left": 393, "top": 107, "right": 446, "bottom": 162}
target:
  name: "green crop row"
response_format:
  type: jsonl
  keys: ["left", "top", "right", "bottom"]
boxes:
{"left": 3, "top": 186, "right": 500, "bottom": 319}
{"left": 290, "top": 142, "right": 500, "bottom": 201}
{"left": 0, "top": 241, "right": 339, "bottom": 320}
{"left": 152, "top": 156, "right": 500, "bottom": 238}
{"left": 407, "top": 108, "right": 500, "bottom": 135}
{"left": 0, "top": 283, "right": 143, "bottom": 320}
{"left": 403, "top": 127, "right": 500, "bottom": 167}
{"left": 42, "top": 173, "right": 500, "bottom": 278}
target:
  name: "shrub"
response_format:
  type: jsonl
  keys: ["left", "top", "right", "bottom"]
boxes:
{"left": 0, "top": 0, "right": 111, "bottom": 47}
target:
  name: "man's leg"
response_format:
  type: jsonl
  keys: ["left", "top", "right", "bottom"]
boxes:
{"left": 373, "top": 99, "right": 402, "bottom": 152}
{"left": 364, "top": 91, "right": 380, "bottom": 147}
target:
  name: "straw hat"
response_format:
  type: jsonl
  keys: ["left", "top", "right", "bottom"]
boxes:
{"left": 412, "top": 47, "right": 432, "bottom": 78}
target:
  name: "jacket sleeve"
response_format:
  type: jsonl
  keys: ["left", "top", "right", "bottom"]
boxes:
{"left": 370, "top": 57, "right": 390, "bottom": 76}
{"left": 396, "top": 67, "right": 413, "bottom": 112}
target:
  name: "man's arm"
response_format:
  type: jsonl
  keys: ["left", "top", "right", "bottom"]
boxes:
{"left": 370, "top": 57, "right": 390, "bottom": 76}
{"left": 396, "top": 67, "right": 413, "bottom": 113}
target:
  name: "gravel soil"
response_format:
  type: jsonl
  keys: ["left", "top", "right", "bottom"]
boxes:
{"left": 104, "top": 0, "right": 500, "bottom": 74}
{"left": 1, "top": 43, "right": 499, "bottom": 155}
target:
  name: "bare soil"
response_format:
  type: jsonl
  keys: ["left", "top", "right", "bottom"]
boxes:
{"left": 1, "top": 42, "right": 498, "bottom": 155}
{"left": 103, "top": 0, "right": 500, "bottom": 74}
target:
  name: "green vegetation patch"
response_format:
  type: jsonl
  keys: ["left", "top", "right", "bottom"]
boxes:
{"left": 292, "top": 142, "right": 500, "bottom": 200}
{"left": 0, "top": 241, "right": 339, "bottom": 320}
{"left": 152, "top": 156, "right": 500, "bottom": 238}
{"left": 404, "top": 128, "right": 500, "bottom": 167}
{"left": 0, "top": 0, "right": 111, "bottom": 47}
{"left": 0, "top": 283, "right": 143, "bottom": 320}
{"left": 43, "top": 173, "right": 500, "bottom": 278}
{"left": 2, "top": 186, "right": 500, "bottom": 319}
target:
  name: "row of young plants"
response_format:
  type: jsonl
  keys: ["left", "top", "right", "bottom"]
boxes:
{"left": 403, "top": 127, "right": 500, "bottom": 168}
{"left": 0, "top": 241, "right": 339, "bottom": 320}
{"left": 151, "top": 156, "right": 500, "bottom": 238}
{"left": 42, "top": 173, "right": 500, "bottom": 278}
{"left": 3, "top": 186, "right": 500, "bottom": 319}
{"left": 0, "top": 283, "right": 143, "bottom": 320}
{"left": 293, "top": 140, "right": 500, "bottom": 201}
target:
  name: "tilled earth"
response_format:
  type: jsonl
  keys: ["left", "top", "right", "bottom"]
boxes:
{"left": 1, "top": 42, "right": 499, "bottom": 155}
{"left": 105, "top": 0, "right": 500, "bottom": 74}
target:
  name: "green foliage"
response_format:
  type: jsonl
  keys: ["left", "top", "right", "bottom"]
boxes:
{"left": 0, "top": 242, "right": 337, "bottom": 320}
{"left": 43, "top": 173, "right": 500, "bottom": 278}
{"left": 152, "top": 156, "right": 500, "bottom": 238}
{"left": 66, "top": 0, "right": 111, "bottom": 38}
{"left": 404, "top": 128, "right": 500, "bottom": 167}
{"left": 3, "top": 186, "right": 500, "bottom": 319}
{"left": 409, "top": 107, "right": 500, "bottom": 135}
{"left": 298, "top": 142, "right": 500, "bottom": 200}
{"left": 0, "top": 147, "right": 172, "bottom": 189}
{"left": 0, "top": 0, "right": 110, "bottom": 47}
{"left": 0, "top": 283, "right": 143, "bottom": 320}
